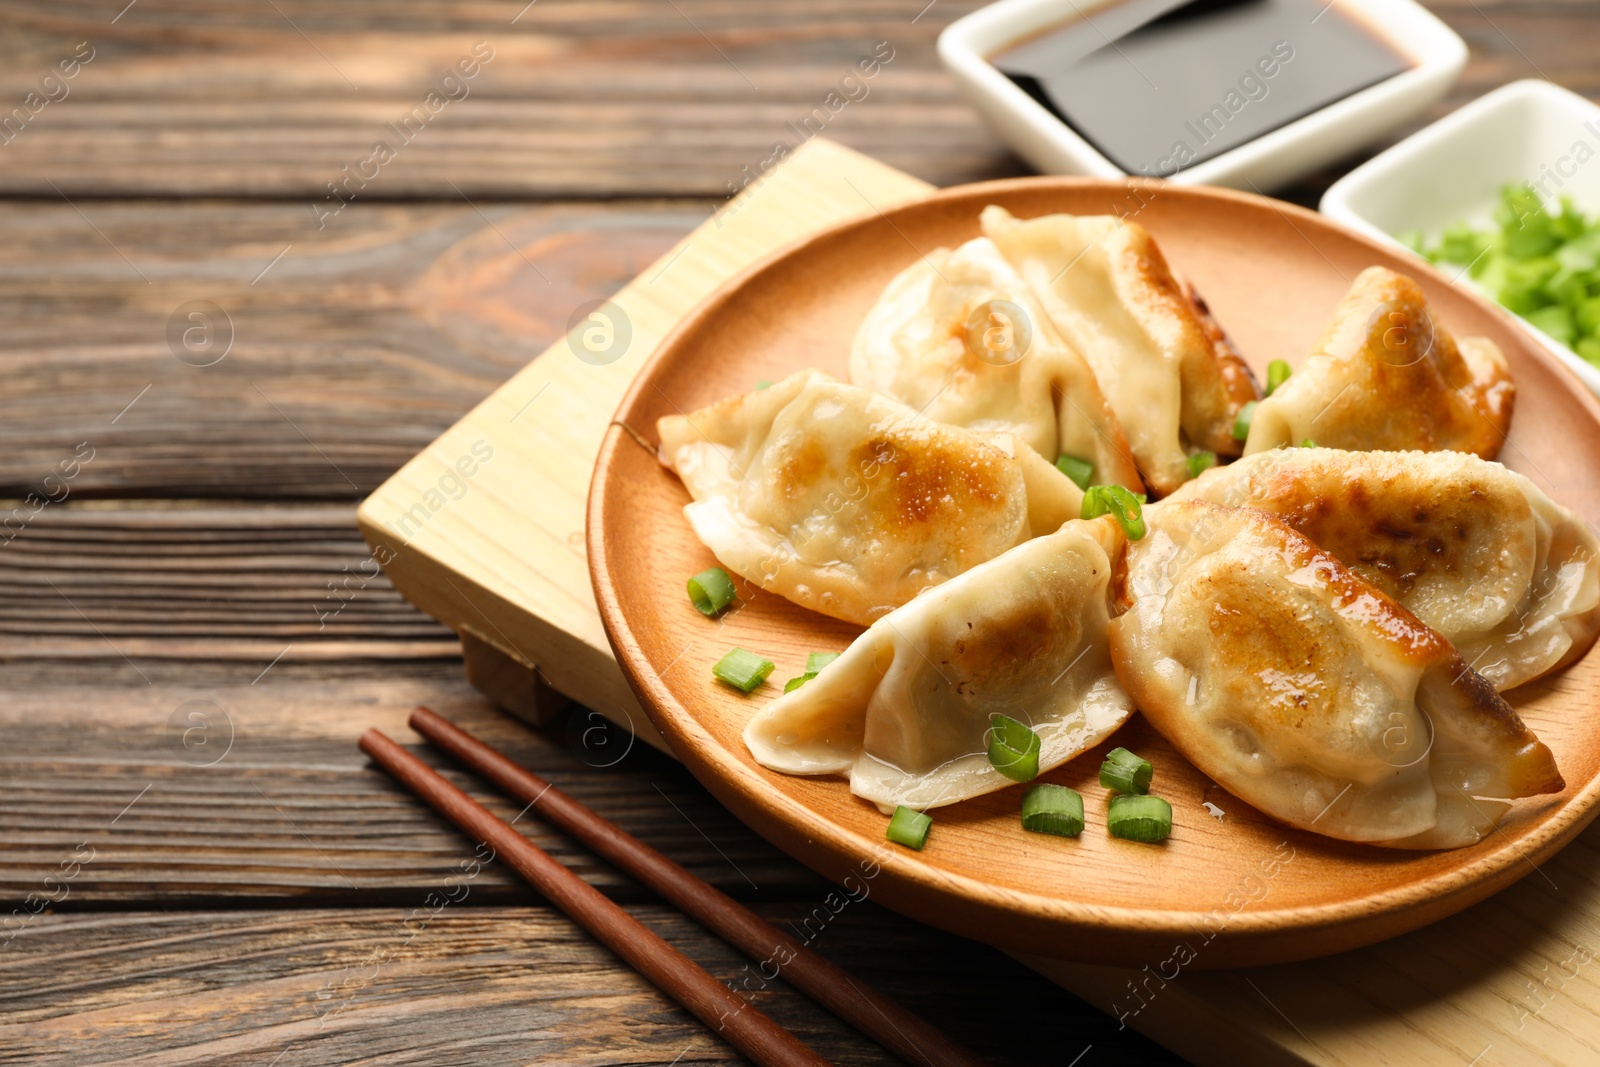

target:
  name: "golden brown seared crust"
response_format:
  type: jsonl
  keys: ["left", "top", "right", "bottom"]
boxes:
{"left": 1109, "top": 227, "right": 1261, "bottom": 459}
{"left": 1230, "top": 505, "right": 1456, "bottom": 664}
{"left": 945, "top": 581, "right": 1079, "bottom": 686}
{"left": 1169, "top": 449, "right": 1534, "bottom": 609}
{"left": 1202, "top": 499, "right": 1560, "bottom": 749}
{"left": 1169, "top": 448, "right": 1600, "bottom": 692}
{"left": 657, "top": 369, "right": 1089, "bottom": 626}
{"left": 1345, "top": 269, "right": 1512, "bottom": 458}
{"left": 1184, "top": 280, "right": 1262, "bottom": 458}
{"left": 1110, "top": 499, "right": 1562, "bottom": 847}
{"left": 1432, "top": 657, "right": 1565, "bottom": 796}
{"left": 1244, "top": 267, "right": 1515, "bottom": 458}
{"left": 1457, "top": 336, "right": 1516, "bottom": 454}
{"left": 855, "top": 425, "right": 1010, "bottom": 532}
{"left": 1111, "top": 502, "right": 1459, "bottom": 717}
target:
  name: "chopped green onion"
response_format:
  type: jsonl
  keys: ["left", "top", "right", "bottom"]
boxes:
{"left": 755, "top": 379, "right": 773, "bottom": 390}
{"left": 712, "top": 647, "right": 774, "bottom": 693}
{"left": 1099, "top": 747, "right": 1153, "bottom": 794}
{"left": 1265, "top": 359, "right": 1293, "bottom": 396}
{"left": 1528, "top": 305, "right": 1575, "bottom": 345}
{"left": 782, "top": 651, "right": 841, "bottom": 694}
{"left": 1186, "top": 451, "right": 1217, "bottom": 479}
{"left": 1055, "top": 453, "right": 1095, "bottom": 490}
{"left": 886, "top": 805, "right": 932, "bottom": 850}
{"left": 1417, "top": 185, "right": 1600, "bottom": 364}
{"left": 805, "top": 651, "right": 839, "bottom": 674}
{"left": 1020, "top": 784, "right": 1085, "bottom": 838}
{"left": 1232, "top": 400, "right": 1259, "bottom": 442}
{"left": 1301, "top": 438, "right": 1317, "bottom": 448}
{"left": 1108, "top": 794, "right": 1172, "bottom": 843}
{"left": 687, "top": 567, "right": 737, "bottom": 617}
{"left": 1080, "top": 484, "right": 1146, "bottom": 541}
{"left": 987, "top": 714, "right": 1041, "bottom": 783}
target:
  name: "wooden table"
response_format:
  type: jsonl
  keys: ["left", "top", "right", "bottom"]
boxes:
{"left": 1, "top": 3, "right": 1590, "bottom": 1063}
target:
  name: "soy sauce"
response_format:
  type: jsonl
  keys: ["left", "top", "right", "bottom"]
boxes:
{"left": 994, "top": 0, "right": 1412, "bottom": 177}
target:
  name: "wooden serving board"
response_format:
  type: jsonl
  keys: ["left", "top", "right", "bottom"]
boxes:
{"left": 358, "top": 138, "right": 1600, "bottom": 1066}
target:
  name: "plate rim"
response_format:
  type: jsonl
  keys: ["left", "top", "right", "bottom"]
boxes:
{"left": 587, "top": 174, "right": 1600, "bottom": 962}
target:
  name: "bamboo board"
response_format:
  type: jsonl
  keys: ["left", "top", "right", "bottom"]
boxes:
{"left": 358, "top": 137, "right": 1600, "bottom": 1066}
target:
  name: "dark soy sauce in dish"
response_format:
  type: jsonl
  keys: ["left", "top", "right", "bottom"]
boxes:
{"left": 994, "top": 0, "right": 1412, "bottom": 177}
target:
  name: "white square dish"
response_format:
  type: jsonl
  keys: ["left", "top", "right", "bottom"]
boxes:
{"left": 1321, "top": 78, "right": 1600, "bottom": 398}
{"left": 937, "top": 0, "right": 1466, "bottom": 191}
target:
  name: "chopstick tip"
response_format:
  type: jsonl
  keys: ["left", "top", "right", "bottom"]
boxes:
{"left": 357, "top": 727, "right": 388, "bottom": 758}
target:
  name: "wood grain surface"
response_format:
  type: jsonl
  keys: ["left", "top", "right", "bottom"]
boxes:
{"left": 0, "top": 904, "right": 1160, "bottom": 1067}
{"left": 0, "top": 200, "right": 693, "bottom": 498}
{"left": 3, "top": 1, "right": 1595, "bottom": 1064}
{"left": 0, "top": 679, "right": 822, "bottom": 906}
{"left": 0, "top": 2, "right": 1591, "bottom": 201}
{"left": 0, "top": 128, "right": 1176, "bottom": 1067}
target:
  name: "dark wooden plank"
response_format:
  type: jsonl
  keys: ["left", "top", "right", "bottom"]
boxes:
{"left": 0, "top": 504, "right": 450, "bottom": 641}
{"left": 0, "top": 904, "right": 1184, "bottom": 1066}
{"left": 0, "top": 199, "right": 695, "bottom": 498}
{"left": 3, "top": 9, "right": 1596, "bottom": 501}
{"left": 0, "top": 500, "right": 462, "bottom": 689}
{"left": 1, "top": 8, "right": 1583, "bottom": 1065}
{"left": 0, "top": 673, "right": 830, "bottom": 906}
{"left": 0, "top": 1, "right": 1017, "bottom": 198}
{"left": 0, "top": 2, "right": 1592, "bottom": 201}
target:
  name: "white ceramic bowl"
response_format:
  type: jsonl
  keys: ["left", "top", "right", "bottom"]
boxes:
{"left": 1321, "top": 79, "right": 1600, "bottom": 398}
{"left": 938, "top": 0, "right": 1466, "bottom": 191}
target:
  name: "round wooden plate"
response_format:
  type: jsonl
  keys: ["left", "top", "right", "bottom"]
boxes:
{"left": 587, "top": 178, "right": 1600, "bottom": 968}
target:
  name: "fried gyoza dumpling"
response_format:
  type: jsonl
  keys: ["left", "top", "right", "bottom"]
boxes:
{"left": 1109, "top": 501, "right": 1564, "bottom": 849}
{"left": 744, "top": 517, "right": 1133, "bottom": 811}
{"left": 1167, "top": 449, "right": 1600, "bottom": 690}
{"left": 1244, "top": 266, "right": 1514, "bottom": 457}
{"left": 980, "top": 205, "right": 1259, "bottom": 496}
{"left": 849, "top": 235, "right": 1145, "bottom": 493}
{"left": 656, "top": 370, "right": 1083, "bottom": 626}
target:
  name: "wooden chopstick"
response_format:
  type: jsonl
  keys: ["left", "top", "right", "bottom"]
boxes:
{"left": 409, "top": 706, "right": 991, "bottom": 1067}
{"left": 358, "top": 727, "right": 830, "bottom": 1067}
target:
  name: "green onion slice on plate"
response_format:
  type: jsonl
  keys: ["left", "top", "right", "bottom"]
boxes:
{"left": 1265, "top": 359, "right": 1292, "bottom": 396}
{"left": 1186, "top": 451, "right": 1217, "bottom": 479}
{"left": 805, "top": 651, "right": 839, "bottom": 673}
{"left": 1055, "top": 453, "right": 1094, "bottom": 490}
{"left": 1232, "top": 400, "right": 1259, "bottom": 442}
{"left": 886, "top": 805, "right": 932, "bottom": 850}
{"left": 1020, "top": 784, "right": 1085, "bottom": 838}
{"left": 783, "top": 651, "right": 841, "bottom": 693}
{"left": 1080, "top": 484, "right": 1146, "bottom": 541}
{"left": 1108, "top": 794, "right": 1172, "bottom": 843}
{"left": 987, "top": 714, "right": 1041, "bottom": 783}
{"left": 1099, "top": 746, "right": 1153, "bottom": 794}
{"left": 712, "top": 647, "right": 773, "bottom": 693}
{"left": 687, "top": 567, "right": 736, "bottom": 617}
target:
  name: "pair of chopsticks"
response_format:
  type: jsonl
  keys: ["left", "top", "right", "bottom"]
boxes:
{"left": 360, "top": 707, "right": 989, "bottom": 1067}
